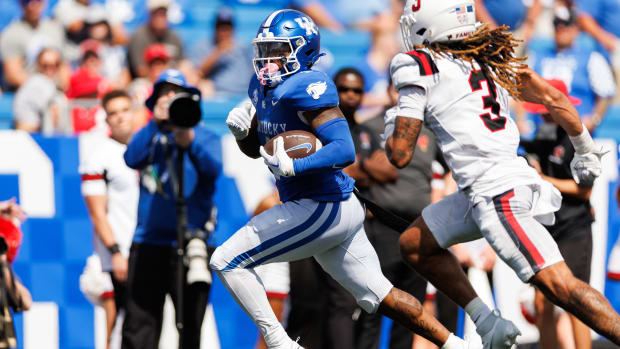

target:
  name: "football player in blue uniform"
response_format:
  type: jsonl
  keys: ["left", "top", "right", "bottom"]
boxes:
{"left": 210, "top": 10, "right": 475, "bottom": 349}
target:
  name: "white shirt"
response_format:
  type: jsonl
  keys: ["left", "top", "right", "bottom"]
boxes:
{"left": 79, "top": 133, "right": 139, "bottom": 271}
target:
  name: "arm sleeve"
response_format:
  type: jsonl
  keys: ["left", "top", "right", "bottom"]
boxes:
{"left": 186, "top": 127, "right": 223, "bottom": 179}
{"left": 588, "top": 51, "right": 616, "bottom": 98}
{"left": 293, "top": 118, "right": 355, "bottom": 174}
{"left": 397, "top": 85, "right": 427, "bottom": 121}
{"left": 124, "top": 119, "right": 160, "bottom": 169}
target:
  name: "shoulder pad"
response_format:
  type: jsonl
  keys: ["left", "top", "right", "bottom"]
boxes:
{"left": 390, "top": 51, "right": 439, "bottom": 91}
{"left": 280, "top": 70, "right": 338, "bottom": 110}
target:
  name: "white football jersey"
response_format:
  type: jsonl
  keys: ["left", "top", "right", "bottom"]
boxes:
{"left": 79, "top": 133, "right": 139, "bottom": 271}
{"left": 390, "top": 49, "right": 540, "bottom": 197}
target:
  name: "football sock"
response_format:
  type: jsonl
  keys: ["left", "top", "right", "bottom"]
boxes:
{"left": 215, "top": 267, "right": 292, "bottom": 349}
{"left": 465, "top": 297, "right": 493, "bottom": 332}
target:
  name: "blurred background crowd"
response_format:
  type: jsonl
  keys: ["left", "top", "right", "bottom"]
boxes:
{"left": 0, "top": 0, "right": 619, "bottom": 349}
{"left": 0, "top": 0, "right": 619, "bottom": 139}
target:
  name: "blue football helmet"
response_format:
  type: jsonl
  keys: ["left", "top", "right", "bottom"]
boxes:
{"left": 252, "top": 9, "right": 323, "bottom": 86}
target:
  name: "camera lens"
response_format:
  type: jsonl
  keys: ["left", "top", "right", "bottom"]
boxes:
{"left": 168, "top": 92, "right": 202, "bottom": 128}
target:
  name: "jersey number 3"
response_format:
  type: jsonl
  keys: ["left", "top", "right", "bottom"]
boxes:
{"left": 468, "top": 70, "right": 506, "bottom": 132}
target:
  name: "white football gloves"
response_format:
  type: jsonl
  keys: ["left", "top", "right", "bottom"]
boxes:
{"left": 226, "top": 100, "right": 254, "bottom": 140}
{"left": 260, "top": 136, "right": 295, "bottom": 179}
{"left": 570, "top": 148, "right": 607, "bottom": 186}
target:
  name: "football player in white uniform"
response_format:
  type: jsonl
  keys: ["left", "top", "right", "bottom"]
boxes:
{"left": 80, "top": 90, "right": 139, "bottom": 348}
{"left": 385, "top": 1, "right": 620, "bottom": 348}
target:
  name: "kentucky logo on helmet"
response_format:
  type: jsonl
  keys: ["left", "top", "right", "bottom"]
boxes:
{"left": 306, "top": 81, "right": 327, "bottom": 100}
{"left": 294, "top": 17, "right": 318, "bottom": 35}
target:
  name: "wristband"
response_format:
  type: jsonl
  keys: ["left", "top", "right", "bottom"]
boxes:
{"left": 569, "top": 125, "right": 595, "bottom": 155}
{"left": 107, "top": 243, "right": 120, "bottom": 255}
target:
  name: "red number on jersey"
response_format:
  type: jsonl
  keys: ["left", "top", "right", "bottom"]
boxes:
{"left": 468, "top": 70, "right": 506, "bottom": 132}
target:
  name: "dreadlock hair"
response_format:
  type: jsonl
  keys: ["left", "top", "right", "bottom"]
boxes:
{"left": 420, "top": 24, "right": 527, "bottom": 99}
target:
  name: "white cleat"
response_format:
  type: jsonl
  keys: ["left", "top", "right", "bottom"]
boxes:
{"left": 477, "top": 310, "right": 521, "bottom": 349}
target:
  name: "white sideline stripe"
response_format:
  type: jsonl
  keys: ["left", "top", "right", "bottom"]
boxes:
{"left": 24, "top": 302, "right": 58, "bottom": 349}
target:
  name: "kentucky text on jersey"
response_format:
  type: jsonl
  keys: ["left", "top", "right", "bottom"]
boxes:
{"left": 258, "top": 120, "right": 287, "bottom": 136}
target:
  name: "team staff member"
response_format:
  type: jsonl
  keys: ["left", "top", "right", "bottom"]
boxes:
{"left": 521, "top": 80, "right": 594, "bottom": 349}
{"left": 122, "top": 69, "right": 222, "bottom": 349}
{"left": 80, "top": 90, "right": 139, "bottom": 348}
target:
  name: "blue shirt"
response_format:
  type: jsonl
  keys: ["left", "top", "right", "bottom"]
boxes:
{"left": 483, "top": 0, "right": 527, "bottom": 30}
{"left": 124, "top": 120, "right": 222, "bottom": 245}
{"left": 529, "top": 43, "right": 615, "bottom": 118}
{"left": 248, "top": 69, "right": 355, "bottom": 202}
{"left": 577, "top": 0, "right": 620, "bottom": 38}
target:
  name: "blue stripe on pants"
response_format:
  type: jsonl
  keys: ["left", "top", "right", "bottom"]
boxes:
{"left": 223, "top": 202, "right": 328, "bottom": 270}
{"left": 245, "top": 202, "right": 340, "bottom": 269}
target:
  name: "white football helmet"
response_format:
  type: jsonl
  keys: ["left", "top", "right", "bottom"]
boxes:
{"left": 400, "top": 0, "right": 477, "bottom": 51}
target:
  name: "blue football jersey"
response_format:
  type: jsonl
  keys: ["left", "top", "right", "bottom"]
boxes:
{"left": 248, "top": 69, "right": 355, "bottom": 202}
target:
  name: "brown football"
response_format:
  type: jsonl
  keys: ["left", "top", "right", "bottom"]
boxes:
{"left": 263, "top": 130, "right": 322, "bottom": 159}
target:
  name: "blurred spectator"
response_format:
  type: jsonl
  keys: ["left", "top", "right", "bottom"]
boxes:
{"left": 0, "top": 198, "right": 30, "bottom": 348}
{"left": 54, "top": 0, "right": 128, "bottom": 48}
{"left": 13, "top": 47, "right": 69, "bottom": 133}
{"left": 82, "top": 5, "right": 131, "bottom": 88}
{"left": 79, "top": 89, "right": 139, "bottom": 349}
{"left": 67, "top": 39, "right": 110, "bottom": 99}
{"left": 122, "top": 69, "right": 221, "bottom": 349}
{"left": 354, "top": 29, "right": 398, "bottom": 114}
{"left": 528, "top": 5, "right": 615, "bottom": 133}
{"left": 127, "top": 43, "right": 173, "bottom": 126}
{"left": 194, "top": 7, "right": 253, "bottom": 97}
{"left": 0, "top": 0, "right": 65, "bottom": 90}
{"left": 290, "top": 0, "right": 394, "bottom": 32}
{"left": 66, "top": 40, "right": 112, "bottom": 133}
{"left": 575, "top": 0, "right": 620, "bottom": 97}
{"left": 127, "top": 0, "right": 192, "bottom": 80}
{"left": 475, "top": 0, "right": 542, "bottom": 45}
{"left": 337, "top": 67, "right": 397, "bottom": 349}
{"left": 521, "top": 79, "right": 594, "bottom": 349}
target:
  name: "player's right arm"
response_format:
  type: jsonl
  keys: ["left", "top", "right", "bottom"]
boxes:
{"left": 519, "top": 68, "right": 605, "bottom": 185}
{"left": 518, "top": 68, "right": 583, "bottom": 136}
{"left": 80, "top": 154, "right": 128, "bottom": 281}
{"left": 385, "top": 53, "right": 431, "bottom": 169}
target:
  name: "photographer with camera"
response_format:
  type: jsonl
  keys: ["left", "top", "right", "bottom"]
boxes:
{"left": 122, "top": 69, "right": 222, "bottom": 349}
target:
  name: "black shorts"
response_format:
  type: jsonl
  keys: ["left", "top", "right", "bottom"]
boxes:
{"left": 553, "top": 223, "right": 593, "bottom": 283}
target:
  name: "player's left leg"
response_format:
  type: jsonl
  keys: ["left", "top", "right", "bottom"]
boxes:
{"left": 475, "top": 186, "right": 620, "bottom": 345}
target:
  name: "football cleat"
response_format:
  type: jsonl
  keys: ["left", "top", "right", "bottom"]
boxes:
{"left": 476, "top": 310, "right": 521, "bottom": 348}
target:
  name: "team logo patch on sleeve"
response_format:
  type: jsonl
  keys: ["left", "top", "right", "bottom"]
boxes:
{"left": 306, "top": 81, "right": 327, "bottom": 100}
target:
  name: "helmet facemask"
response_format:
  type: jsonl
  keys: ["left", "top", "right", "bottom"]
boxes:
{"left": 252, "top": 36, "right": 306, "bottom": 86}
